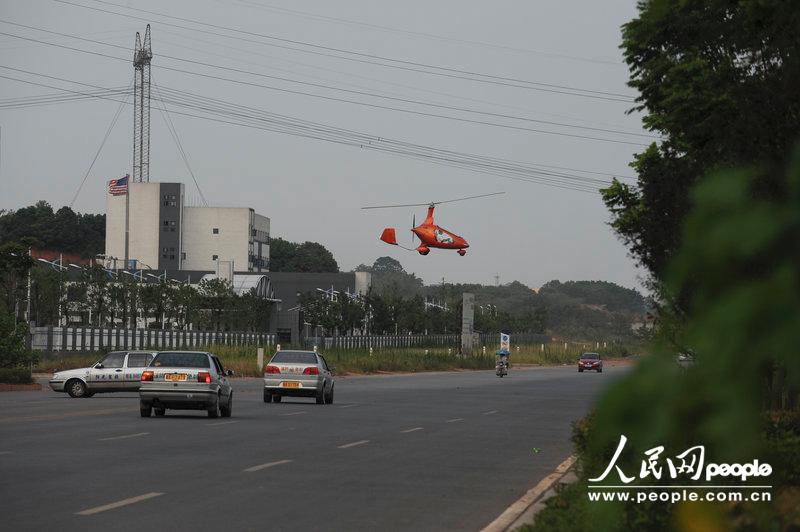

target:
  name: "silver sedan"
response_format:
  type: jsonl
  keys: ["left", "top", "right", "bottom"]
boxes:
{"left": 139, "top": 351, "right": 234, "bottom": 418}
{"left": 263, "top": 350, "right": 334, "bottom": 404}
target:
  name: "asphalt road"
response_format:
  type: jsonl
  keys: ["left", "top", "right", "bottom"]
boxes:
{"left": 0, "top": 365, "right": 624, "bottom": 531}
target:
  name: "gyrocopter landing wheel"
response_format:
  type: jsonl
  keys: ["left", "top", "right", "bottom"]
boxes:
{"left": 458, "top": 249, "right": 467, "bottom": 256}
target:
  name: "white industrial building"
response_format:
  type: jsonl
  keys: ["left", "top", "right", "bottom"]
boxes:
{"left": 105, "top": 181, "right": 270, "bottom": 272}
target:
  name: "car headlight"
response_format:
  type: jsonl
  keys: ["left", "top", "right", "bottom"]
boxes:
{"left": 53, "top": 373, "right": 60, "bottom": 379}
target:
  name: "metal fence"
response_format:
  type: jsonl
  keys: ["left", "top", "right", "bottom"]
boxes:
{"left": 303, "top": 332, "right": 552, "bottom": 350}
{"left": 31, "top": 326, "right": 276, "bottom": 354}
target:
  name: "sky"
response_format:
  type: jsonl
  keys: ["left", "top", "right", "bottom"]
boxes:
{"left": 0, "top": 0, "right": 649, "bottom": 292}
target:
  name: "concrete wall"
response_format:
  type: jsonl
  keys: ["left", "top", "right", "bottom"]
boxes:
{"left": 182, "top": 207, "right": 250, "bottom": 271}
{"left": 252, "top": 212, "right": 270, "bottom": 272}
{"left": 128, "top": 182, "right": 161, "bottom": 269}
{"left": 104, "top": 184, "right": 126, "bottom": 265}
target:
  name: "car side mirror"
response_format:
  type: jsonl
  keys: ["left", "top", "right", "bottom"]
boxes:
{"left": 95, "top": 363, "right": 104, "bottom": 369}
{"left": 226, "top": 369, "right": 234, "bottom": 376}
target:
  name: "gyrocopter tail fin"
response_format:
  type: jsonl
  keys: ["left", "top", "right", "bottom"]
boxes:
{"left": 380, "top": 227, "right": 398, "bottom": 245}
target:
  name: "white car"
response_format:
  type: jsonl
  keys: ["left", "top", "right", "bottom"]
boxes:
{"left": 49, "top": 351, "right": 157, "bottom": 398}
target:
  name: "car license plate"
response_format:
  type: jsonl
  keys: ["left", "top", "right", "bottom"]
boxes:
{"left": 281, "top": 381, "right": 300, "bottom": 388}
{"left": 165, "top": 373, "right": 188, "bottom": 382}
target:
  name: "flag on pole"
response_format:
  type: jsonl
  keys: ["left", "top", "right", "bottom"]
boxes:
{"left": 108, "top": 174, "right": 129, "bottom": 195}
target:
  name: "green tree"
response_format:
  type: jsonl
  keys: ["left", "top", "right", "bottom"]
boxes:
{"left": 197, "top": 278, "right": 234, "bottom": 331}
{"left": 0, "top": 202, "right": 105, "bottom": 257}
{"left": 603, "top": 0, "right": 800, "bottom": 302}
{"left": 0, "top": 309, "right": 34, "bottom": 368}
{"left": 269, "top": 237, "right": 339, "bottom": 273}
{"left": 0, "top": 242, "right": 34, "bottom": 319}
{"left": 371, "top": 256, "right": 403, "bottom": 273}
{"left": 30, "top": 267, "right": 62, "bottom": 326}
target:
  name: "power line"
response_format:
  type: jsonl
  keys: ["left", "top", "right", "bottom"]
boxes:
{"left": 0, "top": 29, "right": 648, "bottom": 146}
{"left": 54, "top": 0, "right": 637, "bottom": 102}
{"left": 151, "top": 77, "right": 208, "bottom": 206}
{"left": 0, "top": 66, "right": 624, "bottom": 193}
{"left": 154, "top": 27, "right": 639, "bottom": 133}
{"left": 230, "top": 0, "right": 625, "bottom": 66}
{"left": 69, "top": 79, "right": 132, "bottom": 207}
{"left": 0, "top": 21, "right": 654, "bottom": 142}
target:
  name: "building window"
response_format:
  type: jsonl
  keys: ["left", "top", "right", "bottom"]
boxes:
{"left": 170, "top": 221, "right": 176, "bottom": 226}
{"left": 212, "top": 228, "right": 219, "bottom": 234}
{"left": 212, "top": 254, "right": 218, "bottom": 261}
{"left": 163, "top": 220, "right": 169, "bottom": 226}
{"left": 161, "top": 254, "right": 168, "bottom": 259}
{"left": 169, "top": 255, "right": 175, "bottom": 260}
{"left": 181, "top": 252, "right": 186, "bottom": 260}
{"left": 162, "top": 247, "right": 168, "bottom": 253}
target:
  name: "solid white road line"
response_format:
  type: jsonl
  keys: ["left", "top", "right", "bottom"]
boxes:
{"left": 400, "top": 427, "right": 423, "bottom": 433}
{"left": 483, "top": 410, "right": 498, "bottom": 415}
{"left": 206, "top": 420, "right": 239, "bottom": 426}
{"left": 445, "top": 418, "right": 464, "bottom": 423}
{"left": 280, "top": 411, "right": 306, "bottom": 416}
{"left": 338, "top": 404, "right": 359, "bottom": 408}
{"left": 481, "top": 455, "right": 577, "bottom": 532}
{"left": 98, "top": 432, "right": 149, "bottom": 442}
{"left": 338, "top": 440, "right": 369, "bottom": 449}
{"left": 243, "top": 459, "right": 293, "bottom": 473}
{"left": 76, "top": 492, "right": 164, "bottom": 516}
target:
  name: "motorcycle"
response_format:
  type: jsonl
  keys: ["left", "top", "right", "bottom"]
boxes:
{"left": 495, "top": 356, "right": 508, "bottom": 377}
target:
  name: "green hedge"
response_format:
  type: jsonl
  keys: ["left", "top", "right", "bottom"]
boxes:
{"left": 0, "top": 367, "right": 33, "bottom": 384}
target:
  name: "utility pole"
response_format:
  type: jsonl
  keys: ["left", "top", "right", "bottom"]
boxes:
{"left": 24, "top": 248, "right": 32, "bottom": 324}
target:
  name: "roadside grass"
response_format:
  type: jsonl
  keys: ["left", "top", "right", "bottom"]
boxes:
{"left": 34, "top": 342, "right": 636, "bottom": 377}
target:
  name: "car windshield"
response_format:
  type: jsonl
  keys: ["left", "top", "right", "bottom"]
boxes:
{"left": 581, "top": 353, "right": 599, "bottom": 360}
{"left": 271, "top": 351, "right": 317, "bottom": 364}
{"left": 151, "top": 352, "right": 210, "bottom": 368}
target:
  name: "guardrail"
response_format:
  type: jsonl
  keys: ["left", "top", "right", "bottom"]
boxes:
{"left": 30, "top": 326, "right": 276, "bottom": 354}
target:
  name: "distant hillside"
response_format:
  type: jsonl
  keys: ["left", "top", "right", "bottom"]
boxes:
{"left": 359, "top": 257, "right": 648, "bottom": 341}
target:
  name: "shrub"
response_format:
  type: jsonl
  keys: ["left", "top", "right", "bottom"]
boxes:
{"left": 0, "top": 367, "right": 33, "bottom": 384}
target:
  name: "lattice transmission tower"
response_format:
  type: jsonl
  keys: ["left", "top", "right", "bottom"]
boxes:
{"left": 132, "top": 25, "right": 152, "bottom": 183}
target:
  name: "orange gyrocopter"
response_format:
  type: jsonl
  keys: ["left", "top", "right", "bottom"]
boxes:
{"left": 362, "top": 192, "right": 505, "bottom": 256}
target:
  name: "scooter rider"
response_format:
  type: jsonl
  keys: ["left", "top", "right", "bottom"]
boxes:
{"left": 495, "top": 347, "right": 509, "bottom": 372}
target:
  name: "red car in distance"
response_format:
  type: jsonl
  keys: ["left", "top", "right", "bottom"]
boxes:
{"left": 578, "top": 352, "right": 603, "bottom": 373}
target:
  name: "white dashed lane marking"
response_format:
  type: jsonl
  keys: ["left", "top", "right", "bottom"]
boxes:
{"left": 483, "top": 410, "right": 498, "bottom": 415}
{"left": 338, "top": 440, "right": 369, "bottom": 449}
{"left": 98, "top": 432, "right": 149, "bottom": 442}
{"left": 243, "top": 459, "right": 293, "bottom": 473}
{"left": 76, "top": 492, "right": 164, "bottom": 516}
{"left": 445, "top": 418, "right": 464, "bottom": 423}
{"left": 206, "top": 420, "right": 238, "bottom": 426}
{"left": 400, "top": 427, "right": 423, "bottom": 433}
{"left": 279, "top": 411, "right": 306, "bottom": 416}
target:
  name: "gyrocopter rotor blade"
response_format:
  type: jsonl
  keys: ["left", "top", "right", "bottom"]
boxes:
{"left": 361, "top": 191, "right": 505, "bottom": 210}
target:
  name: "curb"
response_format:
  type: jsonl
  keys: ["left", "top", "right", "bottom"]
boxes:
{"left": 0, "top": 383, "right": 43, "bottom": 392}
{"left": 480, "top": 455, "right": 576, "bottom": 532}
